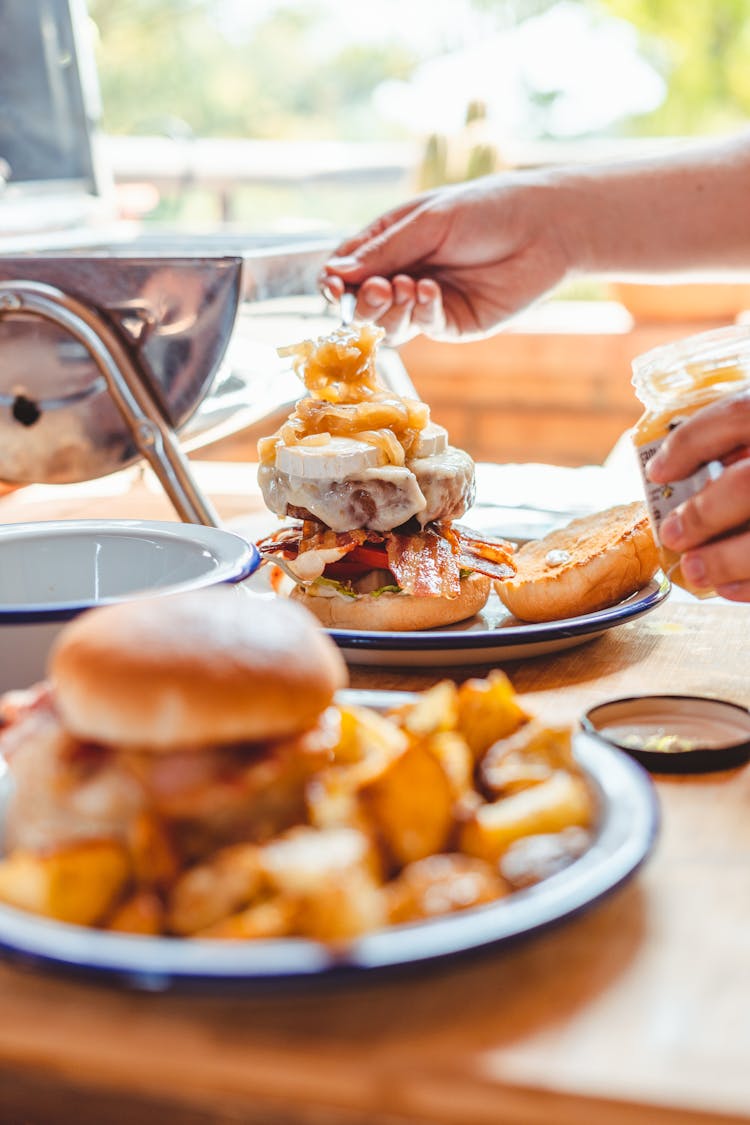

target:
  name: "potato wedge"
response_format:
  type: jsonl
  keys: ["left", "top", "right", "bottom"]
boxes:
{"left": 500, "top": 827, "right": 592, "bottom": 890}
{"left": 0, "top": 840, "right": 129, "bottom": 926}
{"left": 479, "top": 721, "right": 575, "bottom": 797}
{"left": 457, "top": 671, "right": 529, "bottom": 759}
{"left": 425, "top": 730, "right": 475, "bottom": 801}
{"left": 168, "top": 843, "right": 264, "bottom": 936}
{"left": 392, "top": 681, "right": 458, "bottom": 738}
{"left": 358, "top": 740, "right": 455, "bottom": 868}
{"left": 307, "top": 709, "right": 407, "bottom": 836}
{"left": 198, "top": 897, "right": 297, "bottom": 940}
{"left": 107, "top": 890, "right": 165, "bottom": 935}
{"left": 128, "top": 812, "right": 180, "bottom": 889}
{"left": 332, "top": 704, "right": 404, "bottom": 765}
{"left": 387, "top": 853, "right": 508, "bottom": 925}
{"left": 460, "top": 771, "right": 594, "bottom": 863}
{"left": 260, "top": 826, "right": 386, "bottom": 941}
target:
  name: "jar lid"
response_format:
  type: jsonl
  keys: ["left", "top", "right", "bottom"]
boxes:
{"left": 581, "top": 695, "right": 750, "bottom": 774}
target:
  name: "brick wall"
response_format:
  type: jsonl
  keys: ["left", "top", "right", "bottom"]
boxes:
{"left": 400, "top": 306, "right": 734, "bottom": 466}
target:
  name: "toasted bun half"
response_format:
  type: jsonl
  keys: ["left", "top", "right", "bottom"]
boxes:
{"left": 50, "top": 587, "right": 347, "bottom": 751}
{"left": 495, "top": 502, "right": 659, "bottom": 623}
{"left": 291, "top": 571, "right": 491, "bottom": 631}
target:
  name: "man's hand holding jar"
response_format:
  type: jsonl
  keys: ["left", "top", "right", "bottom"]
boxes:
{"left": 647, "top": 390, "right": 750, "bottom": 602}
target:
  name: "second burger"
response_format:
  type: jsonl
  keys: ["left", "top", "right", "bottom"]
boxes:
{"left": 257, "top": 322, "right": 515, "bottom": 630}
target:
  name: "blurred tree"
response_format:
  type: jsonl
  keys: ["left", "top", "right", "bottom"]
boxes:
{"left": 469, "top": 0, "right": 750, "bottom": 137}
{"left": 598, "top": 0, "right": 750, "bottom": 134}
{"left": 88, "top": 0, "right": 416, "bottom": 139}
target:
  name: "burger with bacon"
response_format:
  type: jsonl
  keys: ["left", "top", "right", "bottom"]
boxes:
{"left": 257, "top": 322, "right": 515, "bottom": 630}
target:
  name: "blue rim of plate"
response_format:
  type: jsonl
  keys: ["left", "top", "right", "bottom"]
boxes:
{"left": 0, "top": 521, "right": 261, "bottom": 624}
{"left": 328, "top": 573, "right": 671, "bottom": 651}
{"left": 0, "top": 691, "right": 660, "bottom": 991}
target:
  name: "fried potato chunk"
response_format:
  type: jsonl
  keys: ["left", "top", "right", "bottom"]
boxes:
{"left": 387, "top": 853, "right": 508, "bottom": 925}
{"left": 479, "top": 721, "right": 576, "bottom": 797}
{"left": 358, "top": 739, "right": 455, "bottom": 868}
{"left": 260, "top": 826, "right": 386, "bottom": 942}
{"left": 332, "top": 704, "right": 405, "bottom": 765}
{"left": 107, "top": 889, "right": 165, "bottom": 935}
{"left": 426, "top": 730, "right": 475, "bottom": 802}
{"left": 500, "top": 827, "right": 592, "bottom": 890}
{"left": 460, "top": 771, "right": 594, "bottom": 864}
{"left": 456, "top": 671, "right": 529, "bottom": 759}
{"left": 0, "top": 839, "right": 129, "bottom": 926}
{"left": 168, "top": 843, "right": 264, "bottom": 936}
{"left": 392, "top": 681, "right": 459, "bottom": 738}
{"left": 198, "top": 897, "right": 297, "bottom": 940}
{"left": 128, "top": 812, "right": 180, "bottom": 890}
{"left": 307, "top": 709, "right": 408, "bottom": 842}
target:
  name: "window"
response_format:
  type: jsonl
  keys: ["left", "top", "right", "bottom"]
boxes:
{"left": 88, "top": 0, "right": 750, "bottom": 231}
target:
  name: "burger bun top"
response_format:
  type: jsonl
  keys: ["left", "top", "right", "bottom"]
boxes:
{"left": 50, "top": 587, "right": 348, "bottom": 751}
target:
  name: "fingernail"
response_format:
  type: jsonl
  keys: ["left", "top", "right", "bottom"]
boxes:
{"left": 326, "top": 255, "right": 358, "bottom": 272}
{"left": 681, "top": 553, "right": 707, "bottom": 586}
{"left": 660, "top": 511, "right": 684, "bottom": 547}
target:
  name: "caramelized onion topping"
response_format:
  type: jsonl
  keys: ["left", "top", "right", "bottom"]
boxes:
{"left": 260, "top": 324, "right": 430, "bottom": 468}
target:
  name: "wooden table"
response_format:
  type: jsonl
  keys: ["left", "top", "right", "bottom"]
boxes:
{"left": 1, "top": 465, "right": 749, "bottom": 1125}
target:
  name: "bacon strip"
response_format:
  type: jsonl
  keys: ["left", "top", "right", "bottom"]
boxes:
{"left": 256, "top": 526, "right": 305, "bottom": 559}
{"left": 298, "top": 527, "right": 385, "bottom": 555}
{"left": 257, "top": 521, "right": 515, "bottom": 591}
{"left": 451, "top": 524, "right": 516, "bottom": 581}
{"left": 257, "top": 524, "right": 386, "bottom": 558}
{"left": 387, "top": 528, "right": 461, "bottom": 598}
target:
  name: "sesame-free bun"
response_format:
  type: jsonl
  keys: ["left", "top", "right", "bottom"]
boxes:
{"left": 495, "top": 502, "right": 659, "bottom": 623}
{"left": 50, "top": 588, "right": 347, "bottom": 751}
{"left": 291, "top": 571, "right": 490, "bottom": 631}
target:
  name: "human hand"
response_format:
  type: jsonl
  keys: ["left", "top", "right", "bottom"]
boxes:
{"left": 647, "top": 392, "right": 750, "bottom": 600}
{"left": 321, "top": 172, "right": 574, "bottom": 343}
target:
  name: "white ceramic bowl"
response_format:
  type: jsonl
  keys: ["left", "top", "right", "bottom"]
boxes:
{"left": 0, "top": 519, "right": 260, "bottom": 692}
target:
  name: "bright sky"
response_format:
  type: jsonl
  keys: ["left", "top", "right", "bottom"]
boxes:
{"left": 215, "top": 0, "right": 504, "bottom": 55}
{"left": 213, "top": 0, "right": 664, "bottom": 138}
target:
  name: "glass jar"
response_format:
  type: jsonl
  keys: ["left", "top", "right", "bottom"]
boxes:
{"left": 631, "top": 325, "right": 750, "bottom": 596}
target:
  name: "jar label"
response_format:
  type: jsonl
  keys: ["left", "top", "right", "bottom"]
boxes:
{"left": 635, "top": 435, "right": 723, "bottom": 537}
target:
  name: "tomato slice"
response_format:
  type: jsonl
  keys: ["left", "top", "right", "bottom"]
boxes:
{"left": 324, "top": 543, "right": 392, "bottom": 582}
{"left": 323, "top": 559, "right": 371, "bottom": 581}
{"left": 347, "top": 544, "right": 390, "bottom": 569}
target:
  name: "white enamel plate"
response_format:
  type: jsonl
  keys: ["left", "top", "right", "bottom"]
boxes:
{"left": 0, "top": 690, "right": 659, "bottom": 990}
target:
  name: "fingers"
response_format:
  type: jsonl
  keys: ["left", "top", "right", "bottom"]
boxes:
{"left": 679, "top": 529, "right": 750, "bottom": 596}
{"left": 318, "top": 271, "right": 448, "bottom": 344}
{"left": 412, "top": 278, "right": 447, "bottom": 337}
{"left": 318, "top": 274, "right": 404, "bottom": 335}
{"left": 715, "top": 580, "right": 750, "bottom": 602}
{"left": 374, "top": 275, "right": 416, "bottom": 342}
{"left": 660, "top": 458, "right": 750, "bottom": 550}
{"left": 320, "top": 274, "right": 345, "bottom": 304}
{"left": 648, "top": 392, "right": 750, "bottom": 482}
{"left": 658, "top": 457, "right": 750, "bottom": 594}
{"left": 355, "top": 276, "right": 396, "bottom": 324}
